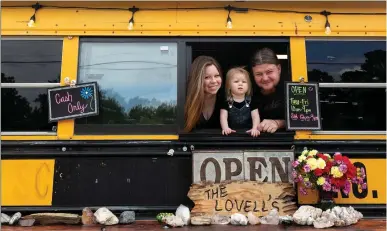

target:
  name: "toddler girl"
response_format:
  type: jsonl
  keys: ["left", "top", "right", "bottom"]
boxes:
{"left": 220, "top": 67, "right": 261, "bottom": 137}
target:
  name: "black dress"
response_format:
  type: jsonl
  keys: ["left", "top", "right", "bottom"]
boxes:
{"left": 220, "top": 97, "right": 259, "bottom": 130}
{"left": 192, "top": 95, "right": 223, "bottom": 131}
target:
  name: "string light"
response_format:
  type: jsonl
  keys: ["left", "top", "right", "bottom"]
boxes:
{"left": 128, "top": 6, "right": 139, "bottom": 30}
{"left": 27, "top": 2, "right": 42, "bottom": 27}
{"left": 321, "top": 10, "right": 332, "bottom": 35}
{"left": 225, "top": 5, "right": 234, "bottom": 29}
{"left": 10, "top": 3, "right": 381, "bottom": 33}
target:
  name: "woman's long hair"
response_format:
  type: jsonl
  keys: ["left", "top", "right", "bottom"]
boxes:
{"left": 184, "top": 56, "right": 222, "bottom": 132}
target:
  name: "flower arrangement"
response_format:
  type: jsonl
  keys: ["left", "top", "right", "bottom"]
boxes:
{"left": 292, "top": 149, "right": 367, "bottom": 196}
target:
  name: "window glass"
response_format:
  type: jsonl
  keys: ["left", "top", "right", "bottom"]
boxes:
{"left": 319, "top": 88, "right": 386, "bottom": 131}
{"left": 306, "top": 40, "right": 386, "bottom": 83}
{"left": 1, "top": 40, "right": 62, "bottom": 83}
{"left": 306, "top": 40, "right": 386, "bottom": 131}
{"left": 76, "top": 42, "right": 177, "bottom": 126}
{"left": 1, "top": 86, "right": 57, "bottom": 132}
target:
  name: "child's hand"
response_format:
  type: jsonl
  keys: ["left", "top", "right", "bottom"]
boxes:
{"left": 247, "top": 128, "right": 260, "bottom": 137}
{"left": 222, "top": 127, "right": 236, "bottom": 135}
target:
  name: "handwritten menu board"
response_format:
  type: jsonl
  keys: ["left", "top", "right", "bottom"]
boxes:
{"left": 285, "top": 82, "right": 321, "bottom": 130}
{"left": 48, "top": 82, "right": 99, "bottom": 122}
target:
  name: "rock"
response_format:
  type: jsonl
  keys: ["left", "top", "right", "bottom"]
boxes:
{"left": 165, "top": 215, "right": 184, "bottom": 227}
{"left": 156, "top": 213, "right": 174, "bottom": 223}
{"left": 293, "top": 205, "right": 322, "bottom": 226}
{"left": 82, "top": 207, "right": 97, "bottom": 225}
{"left": 94, "top": 207, "right": 119, "bottom": 225}
{"left": 247, "top": 212, "right": 260, "bottom": 225}
{"left": 119, "top": 211, "right": 135, "bottom": 224}
{"left": 191, "top": 215, "right": 212, "bottom": 225}
{"left": 230, "top": 213, "right": 248, "bottom": 226}
{"left": 313, "top": 210, "right": 336, "bottom": 229}
{"left": 9, "top": 212, "right": 21, "bottom": 225}
{"left": 313, "top": 206, "right": 363, "bottom": 228}
{"left": 175, "top": 204, "right": 190, "bottom": 225}
{"left": 211, "top": 214, "right": 230, "bottom": 225}
{"left": 279, "top": 215, "right": 293, "bottom": 225}
{"left": 23, "top": 213, "right": 81, "bottom": 225}
{"left": 18, "top": 219, "right": 35, "bottom": 227}
{"left": 1, "top": 213, "right": 10, "bottom": 224}
{"left": 260, "top": 209, "right": 279, "bottom": 225}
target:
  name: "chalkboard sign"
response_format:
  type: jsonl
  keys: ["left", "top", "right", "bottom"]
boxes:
{"left": 285, "top": 82, "right": 321, "bottom": 130}
{"left": 48, "top": 82, "right": 99, "bottom": 122}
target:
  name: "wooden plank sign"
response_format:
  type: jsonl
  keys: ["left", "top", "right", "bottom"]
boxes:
{"left": 285, "top": 82, "right": 321, "bottom": 130}
{"left": 188, "top": 180, "right": 297, "bottom": 218}
{"left": 48, "top": 82, "right": 99, "bottom": 122}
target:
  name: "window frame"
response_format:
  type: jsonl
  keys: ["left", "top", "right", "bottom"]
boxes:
{"left": 74, "top": 37, "right": 290, "bottom": 135}
{"left": 305, "top": 37, "right": 386, "bottom": 134}
{"left": 1, "top": 36, "right": 64, "bottom": 136}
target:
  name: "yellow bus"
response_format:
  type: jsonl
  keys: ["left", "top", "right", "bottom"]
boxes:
{"left": 1, "top": 1, "right": 386, "bottom": 218}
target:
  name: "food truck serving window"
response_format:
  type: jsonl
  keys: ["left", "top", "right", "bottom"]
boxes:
{"left": 1, "top": 38, "right": 63, "bottom": 135}
{"left": 306, "top": 39, "right": 386, "bottom": 132}
{"left": 74, "top": 39, "right": 180, "bottom": 135}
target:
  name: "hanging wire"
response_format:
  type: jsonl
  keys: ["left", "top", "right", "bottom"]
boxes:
{"left": 128, "top": 6, "right": 139, "bottom": 30}
{"left": 320, "top": 10, "right": 332, "bottom": 35}
{"left": 3, "top": 3, "right": 385, "bottom": 15}
{"left": 27, "top": 2, "right": 42, "bottom": 27}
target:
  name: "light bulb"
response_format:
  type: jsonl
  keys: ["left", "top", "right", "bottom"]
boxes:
{"left": 28, "top": 19, "right": 35, "bottom": 27}
{"left": 128, "top": 21, "right": 134, "bottom": 30}
{"left": 226, "top": 20, "right": 232, "bottom": 29}
{"left": 325, "top": 26, "right": 331, "bottom": 35}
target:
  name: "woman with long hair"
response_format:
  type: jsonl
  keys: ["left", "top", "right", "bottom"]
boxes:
{"left": 184, "top": 56, "right": 223, "bottom": 132}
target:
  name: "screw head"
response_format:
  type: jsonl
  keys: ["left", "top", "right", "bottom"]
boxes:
{"left": 304, "top": 15, "right": 312, "bottom": 22}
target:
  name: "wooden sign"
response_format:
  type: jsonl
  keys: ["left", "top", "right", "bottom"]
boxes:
{"left": 285, "top": 82, "right": 321, "bottom": 130}
{"left": 193, "top": 150, "right": 294, "bottom": 184}
{"left": 48, "top": 82, "right": 99, "bottom": 122}
{"left": 188, "top": 180, "right": 297, "bottom": 218}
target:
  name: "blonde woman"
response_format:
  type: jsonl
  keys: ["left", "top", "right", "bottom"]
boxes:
{"left": 184, "top": 56, "right": 223, "bottom": 132}
{"left": 220, "top": 67, "right": 261, "bottom": 137}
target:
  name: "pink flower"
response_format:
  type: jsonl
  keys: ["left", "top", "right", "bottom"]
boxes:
{"left": 339, "top": 164, "right": 347, "bottom": 173}
{"left": 292, "top": 170, "right": 298, "bottom": 179}
{"left": 303, "top": 164, "right": 311, "bottom": 172}
{"left": 304, "top": 181, "right": 312, "bottom": 188}
{"left": 298, "top": 175, "right": 303, "bottom": 182}
{"left": 343, "top": 180, "right": 351, "bottom": 195}
{"left": 322, "top": 181, "right": 332, "bottom": 191}
{"left": 331, "top": 185, "right": 339, "bottom": 193}
{"left": 334, "top": 152, "right": 341, "bottom": 156}
{"left": 299, "top": 187, "right": 307, "bottom": 195}
{"left": 360, "top": 168, "right": 366, "bottom": 178}
{"left": 361, "top": 183, "right": 367, "bottom": 190}
{"left": 292, "top": 161, "right": 300, "bottom": 168}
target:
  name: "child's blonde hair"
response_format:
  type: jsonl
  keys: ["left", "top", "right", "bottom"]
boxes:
{"left": 225, "top": 67, "right": 252, "bottom": 101}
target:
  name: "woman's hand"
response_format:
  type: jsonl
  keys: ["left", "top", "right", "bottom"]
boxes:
{"left": 222, "top": 127, "right": 236, "bottom": 135}
{"left": 246, "top": 128, "right": 260, "bottom": 137}
{"left": 258, "top": 119, "right": 279, "bottom": 133}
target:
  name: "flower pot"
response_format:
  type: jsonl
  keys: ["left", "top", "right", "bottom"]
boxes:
{"left": 318, "top": 188, "right": 335, "bottom": 211}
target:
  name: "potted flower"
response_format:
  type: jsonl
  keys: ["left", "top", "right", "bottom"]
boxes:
{"left": 292, "top": 149, "right": 367, "bottom": 210}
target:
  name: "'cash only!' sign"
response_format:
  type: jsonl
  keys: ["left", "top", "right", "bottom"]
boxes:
{"left": 189, "top": 150, "right": 296, "bottom": 218}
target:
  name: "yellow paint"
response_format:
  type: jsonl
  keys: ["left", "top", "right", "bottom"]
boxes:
{"left": 1, "top": 1, "right": 385, "bottom": 36}
{"left": 1, "top": 160, "right": 55, "bottom": 206}
{"left": 72, "top": 135, "right": 179, "bottom": 140}
{"left": 1, "top": 136, "right": 59, "bottom": 141}
{"left": 57, "top": 36, "right": 79, "bottom": 140}
{"left": 298, "top": 159, "right": 386, "bottom": 204}
{"left": 295, "top": 134, "right": 386, "bottom": 140}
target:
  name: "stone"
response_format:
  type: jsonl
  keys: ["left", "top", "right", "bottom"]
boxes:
{"left": 1, "top": 213, "right": 11, "bottom": 224}
{"left": 18, "top": 219, "right": 35, "bottom": 227}
{"left": 211, "top": 214, "right": 230, "bottom": 225}
{"left": 279, "top": 215, "right": 293, "bottom": 225}
{"left": 175, "top": 204, "right": 190, "bottom": 225}
{"left": 119, "top": 211, "right": 135, "bottom": 224}
{"left": 260, "top": 209, "right": 280, "bottom": 225}
{"left": 191, "top": 215, "right": 212, "bottom": 225}
{"left": 94, "top": 207, "right": 119, "bottom": 225}
{"left": 9, "top": 212, "right": 21, "bottom": 225}
{"left": 313, "top": 210, "right": 336, "bottom": 229}
{"left": 165, "top": 215, "right": 184, "bottom": 227}
{"left": 292, "top": 205, "right": 322, "bottom": 226}
{"left": 82, "top": 207, "right": 97, "bottom": 225}
{"left": 230, "top": 213, "right": 248, "bottom": 226}
{"left": 313, "top": 206, "right": 363, "bottom": 228}
{"left": 156, "top": 213, "right": 174, "bottom": 223}
{"left": 247, "top": 212, "right": 260, "bottom": 225}
{"left": 23, "top": 213, "right": 81, "bottom": 225}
